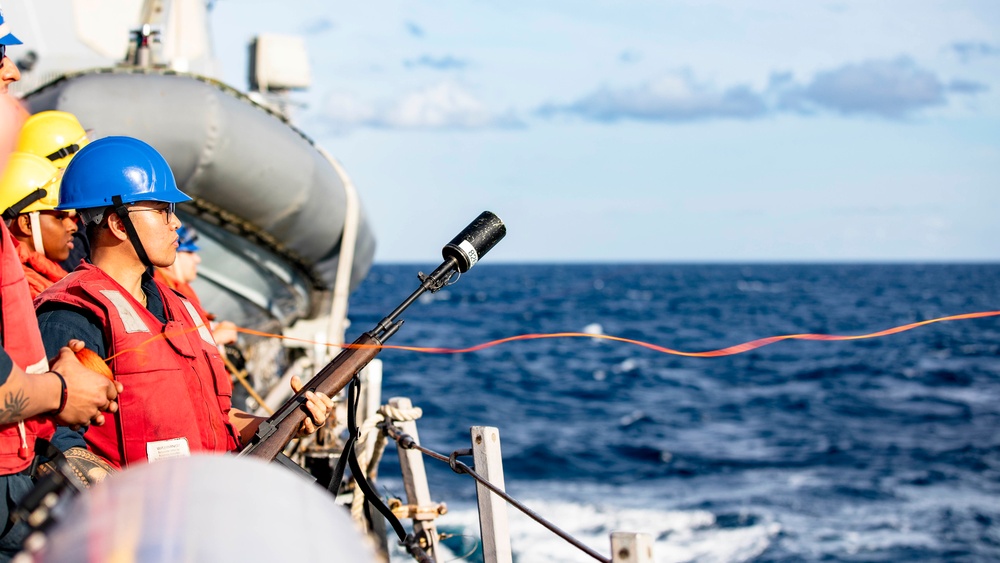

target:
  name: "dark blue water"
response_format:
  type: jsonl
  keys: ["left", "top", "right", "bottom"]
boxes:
{"left": 346, "top": 264, "right": 1000, "bottom": 562}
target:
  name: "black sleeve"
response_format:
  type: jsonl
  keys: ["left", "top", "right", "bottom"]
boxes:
{"left": 35, "top": 308, "right": 104, "bottom": 453}
{"left": 36, "top": 306, "right": 107, "bottom": 359}
{"left": 0, "top": 349, "right": 12, "bottom": 386}
{"left": 50, "top": 425, "right": 88, "bottom": 452}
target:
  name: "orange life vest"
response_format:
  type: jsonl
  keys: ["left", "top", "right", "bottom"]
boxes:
{"left": 36, "top": 263, "right": 239, "bottom": 469}
{"left": 0, "top": 227, "right": 54, "bottom": 473}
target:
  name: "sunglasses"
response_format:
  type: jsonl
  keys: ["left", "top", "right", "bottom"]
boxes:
{"left": 0, "top": 45, "right": 6, "bottom": 63}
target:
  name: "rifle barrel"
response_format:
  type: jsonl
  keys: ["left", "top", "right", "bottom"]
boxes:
{"left": 240, "top": 211, "right": 506, "bottom": 464}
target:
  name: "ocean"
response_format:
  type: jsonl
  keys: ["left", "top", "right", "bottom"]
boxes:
{"left": 345, "top": 263, "right": 1000, "bottom": 562}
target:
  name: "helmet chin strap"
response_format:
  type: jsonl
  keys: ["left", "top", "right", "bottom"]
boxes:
{"left": 111, "top": 196, "right": 154, "bottom": 269}
{"left": 28, "top": 212, "right": 44, "bottom": 255}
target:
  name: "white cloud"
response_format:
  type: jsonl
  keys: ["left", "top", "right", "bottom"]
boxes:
{"left": 319, "top": 82, "right": 522, "bottom": 131}
{"left": 403, "top": 55, "right": 469, "bottom": 71}
{"left": 778, "top": 58, "right": 953, "bottom": 118}
{"left": 384, "top": 83, "right": 499, "bottom": 128}
{"left": 949, "top": 41, "right": 1000, "bottom": 63}
{"left": 538, "top": 71, "right": 767, "bottom": 122}
{"left": 540, "top": 58, "right": 989, "bottom": 123}
{"left": 301, "top": 17, "right": 335, "bottom": 36}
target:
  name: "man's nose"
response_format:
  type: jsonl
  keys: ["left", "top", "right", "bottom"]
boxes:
{"left": 0, "top": 57, "right": 21, "bottom": 87}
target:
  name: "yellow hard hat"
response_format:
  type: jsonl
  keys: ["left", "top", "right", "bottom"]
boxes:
{"left": 0, "top": 152, "right": 63, "bottom": 221}
{"left": 15, "top": 110, "right": 90, "bottom": 169}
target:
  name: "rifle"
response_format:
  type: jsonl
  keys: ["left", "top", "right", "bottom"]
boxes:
{"left": 239, "top": 211, "right": 506, "bottom": 463}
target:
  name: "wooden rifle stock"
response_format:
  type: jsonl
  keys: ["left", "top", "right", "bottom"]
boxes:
{"left": 240, "top": 333, "right": 381, "bottom": 462}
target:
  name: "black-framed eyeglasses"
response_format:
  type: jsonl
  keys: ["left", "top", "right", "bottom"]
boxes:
{"left": 127, "top": 202, "right": 176, "bottom": 225}
{"left": 0, "top": 45, "right": 7, "bottom": 66}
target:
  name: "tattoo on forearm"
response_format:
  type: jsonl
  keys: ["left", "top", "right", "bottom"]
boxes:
{"left": 0, "top": 390, "right": 28, "bottom": 424}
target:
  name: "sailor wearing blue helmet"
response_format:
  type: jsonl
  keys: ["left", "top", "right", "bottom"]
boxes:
{"left": 54, "top": 135, "right": 191, "bottom": 271}
{"left": 35, "top": 136, "right": 333, "bottom": 472}
{"left": 0, "top": 4, "right": 21, "bottom": 94}
{"left": 175, "top": 224, "right": 199, "bottom": 252}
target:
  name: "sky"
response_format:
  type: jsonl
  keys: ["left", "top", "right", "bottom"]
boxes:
{"left": 209, "top": 1, "right": 999, "bottom": 264}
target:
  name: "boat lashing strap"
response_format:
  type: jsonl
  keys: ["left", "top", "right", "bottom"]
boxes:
{"left": 335, "top": 376, "right": 429, "bottom": 559}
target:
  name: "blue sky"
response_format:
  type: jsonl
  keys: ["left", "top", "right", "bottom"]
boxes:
{"left": 210, "top": 1, "right": 999, "bottom": 264}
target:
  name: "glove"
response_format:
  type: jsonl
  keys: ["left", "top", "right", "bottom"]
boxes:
{"left": 36, "top": 446, "right": 116, "bottom": 488}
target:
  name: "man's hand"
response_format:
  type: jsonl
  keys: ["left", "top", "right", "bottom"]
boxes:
{"left": 211, "top": 321, "right": 238, "bottom": 346}
{"left": 290, "top": 375, "right": 334, "bottom": 437}
{"left": 50, "top": 340, "right": 122, "bottom": 428}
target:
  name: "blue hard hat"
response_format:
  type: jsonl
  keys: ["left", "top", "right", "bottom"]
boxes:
{"left": 0, "top": 6, "right": 22, "bottom": 46}
{"left": 176, "top": 224, "right": 200, "bottom": 252}
{"left": 58, "top": 136, "right": 191, "bottom": 211}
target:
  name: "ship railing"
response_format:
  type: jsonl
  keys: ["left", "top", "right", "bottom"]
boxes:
{"left": 356, "top": 397, "right": 654, "bottom": 563}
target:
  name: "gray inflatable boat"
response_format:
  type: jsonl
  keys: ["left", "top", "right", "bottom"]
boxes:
{"left": 23, "top": 68, "right": 376, "bottom": 330}
{"left": 7, "top": 0, "right": 377, "bottom": 333}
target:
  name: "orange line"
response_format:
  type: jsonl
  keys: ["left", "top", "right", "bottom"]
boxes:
{"left": 233, "top": 310, "right": 1000, "bottom": 359}
{"left": 104, "top": 324, "right": 208, "bottom": 364}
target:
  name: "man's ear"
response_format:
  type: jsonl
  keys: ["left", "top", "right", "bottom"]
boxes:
{"left": 105, "top": 212, "right": 130, "bottom": 242}
{"left": 13, "top": 214, "right": 31, "bottom": 236}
